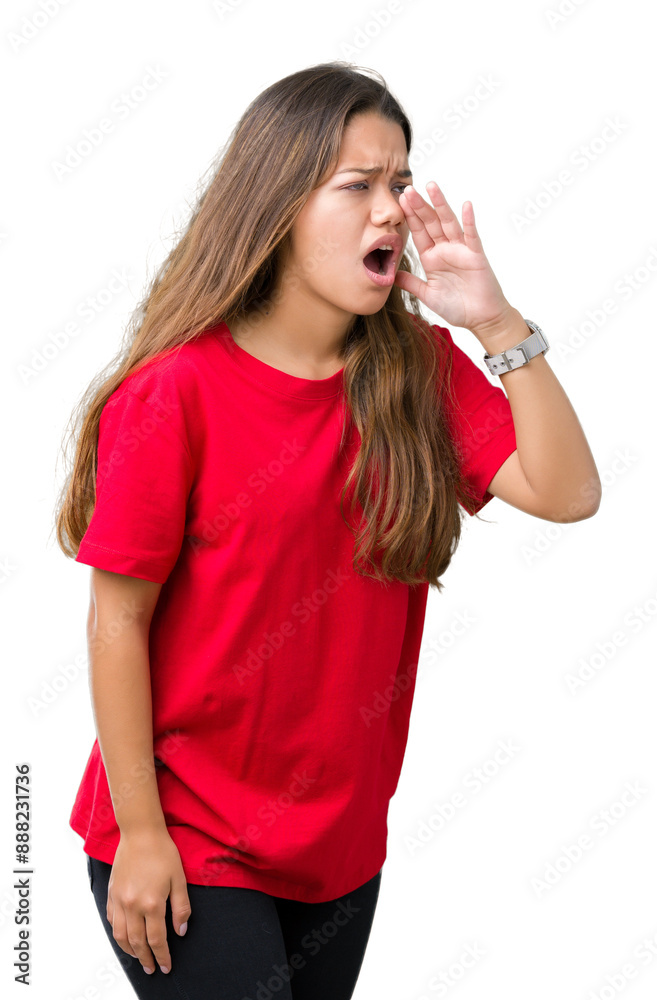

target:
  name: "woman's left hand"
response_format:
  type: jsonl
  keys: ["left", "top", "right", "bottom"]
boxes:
{"left": 394, "top": 181, "right": 516, "bottom": 343}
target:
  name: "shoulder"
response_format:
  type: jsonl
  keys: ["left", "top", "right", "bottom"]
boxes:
{"left": 404, "top": 313, "right": 504, "bottom": 415}
{"left": 101, "top": 328, "right": 223, "bottom": 455}
{"left": 108, "top": 329, "right": 220, "bottom": 408}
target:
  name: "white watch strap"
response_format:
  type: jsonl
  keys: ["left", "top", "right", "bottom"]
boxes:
{"left": 483, "top": 320, "right": 549, "bottom": 375}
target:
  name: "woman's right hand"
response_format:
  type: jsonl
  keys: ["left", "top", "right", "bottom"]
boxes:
{"left": 106, "top": 826, "right": 192, "bottom": 976}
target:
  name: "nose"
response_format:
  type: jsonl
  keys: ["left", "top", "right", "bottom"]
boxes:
{"left": 370, "top": 185, "right": 407, "bottom": 229}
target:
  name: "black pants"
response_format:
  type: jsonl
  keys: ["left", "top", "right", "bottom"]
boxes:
{"left": 86, "top": 854, "right": 382, "bottom": 999}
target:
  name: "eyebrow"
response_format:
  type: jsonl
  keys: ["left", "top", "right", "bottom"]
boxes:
{"left": 335, "top": 166, "right": 413, "bottom": 178}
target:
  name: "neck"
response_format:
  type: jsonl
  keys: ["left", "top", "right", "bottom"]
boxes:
{"left": 229, "top": 296, "right": 357, "bottom": 376}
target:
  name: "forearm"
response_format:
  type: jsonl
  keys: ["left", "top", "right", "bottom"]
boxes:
{"left": 88, "top": 623, "right": 167, "bottom": 835}
{"left": 478, "top": 306, "right": 601, "bottom": 513}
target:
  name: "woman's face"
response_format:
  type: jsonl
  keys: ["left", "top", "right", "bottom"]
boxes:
{"left": 279, "top": 111, "right": 412, "bottom": 321}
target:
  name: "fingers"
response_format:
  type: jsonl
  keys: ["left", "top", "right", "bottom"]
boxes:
{"left": 400, "top": 186, "right": 441, "bottom": 256}
{"left": 107, "top": 889, "right": 138, "bottom": 959}
{"left": 393, "top": 268, "right": 427, "bottom": 300}
{"left": 105, "top": 890, "right": 137, "bottom": 958}
{"left": 143, "top": 901, "right": 172, "bottom": 975}
{"left": 112, "top": 906, "right": 154, "bottom": 972}
{"left": 169, "top": 872, "right": 192, "bottom": 937}
{"left": 425, "top": 181, "right": 465, "bottom": 243}
{"left": 402, "top": 182, "right": 472, "bottom": 254}
{"left": 110, "top": 895, "right": 172, "bottom": 976}
{"left": 460, "top": 200, "right": 485, "bottom": 255}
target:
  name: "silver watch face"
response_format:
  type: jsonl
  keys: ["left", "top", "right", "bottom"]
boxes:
{"left": 524, "top": 320, "right": 550, "bottom": 353}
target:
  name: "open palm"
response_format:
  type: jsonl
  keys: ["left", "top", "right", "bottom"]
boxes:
{"left": 394, "top": 181, "right": 513, "bottom": 338}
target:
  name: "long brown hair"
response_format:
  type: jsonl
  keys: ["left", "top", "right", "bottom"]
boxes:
{"left": 54, "top": 61, "right": 485, "bottom": 591}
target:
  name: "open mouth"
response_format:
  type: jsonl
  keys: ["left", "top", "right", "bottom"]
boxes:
{"left": 363, "top": 247, "right": 395, "bottom": 277}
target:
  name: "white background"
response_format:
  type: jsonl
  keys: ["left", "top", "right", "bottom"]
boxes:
{"left": 2, "top": 0, "right": 656, "bottom": 997}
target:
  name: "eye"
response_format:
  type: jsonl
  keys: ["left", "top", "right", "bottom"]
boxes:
{"left": 344, "top": 182, "right": 409, "bottom": 194}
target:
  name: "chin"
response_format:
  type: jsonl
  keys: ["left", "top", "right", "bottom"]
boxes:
{"left": 358, "top": 301, "right": 390, "bottom": 315}
{"left": 340, "top": 288, "right": 394, "bottom": 314}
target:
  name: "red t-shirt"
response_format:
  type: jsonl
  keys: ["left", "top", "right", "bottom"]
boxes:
{"left": 70, "top": 318, "right": 517, "bottom": 903}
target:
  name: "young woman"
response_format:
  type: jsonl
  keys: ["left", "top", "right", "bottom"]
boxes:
{"left": 55, "top": 61, "right": 600, "bottom": 999}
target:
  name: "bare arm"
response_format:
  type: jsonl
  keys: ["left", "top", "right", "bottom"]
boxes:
{"left": 87, "top": 567, "right": 165, "bottom": 834}
{"left": 86, "top": 567, "right": 190, "bottom": 977}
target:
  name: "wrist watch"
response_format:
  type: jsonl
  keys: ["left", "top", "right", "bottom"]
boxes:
{"left": 483, "top": 319, "right": 550, "bottom": 376}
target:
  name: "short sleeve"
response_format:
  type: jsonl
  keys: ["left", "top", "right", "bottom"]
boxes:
{"left": 75, "top": 386, "right": 195, "bottom": 583}
{"left": 432, "top": 323, "right": 517, "bottom": 515}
